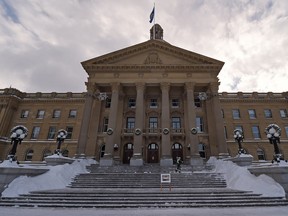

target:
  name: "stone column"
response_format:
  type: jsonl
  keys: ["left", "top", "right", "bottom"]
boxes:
{"left": 77, "top": 82, "right": 95, "bottom": 158}
{"left": 160, "top": 82, "right": 173, "bottom": 166}
{"left": 100, "top": 82, "right": 120, "bottom": 166}
{"left": 85, "top": 98, "right": 102, "bottom": 157}
{"left": 130, "top": 82, "right": 145, "bottom": 166}
{"left": 185, "top": 82, "right": 203, "bottom": 167}
{"left": 210, "top": 82, "right": 229, "bottom": 158}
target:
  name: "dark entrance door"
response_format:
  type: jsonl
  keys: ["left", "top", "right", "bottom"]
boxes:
{"left": 172, "top": 143, "right": 183, "bottom": 164}
{"left": 147, "top": 143, "right": 159, "bottom": 163}
{"left": 123, "top": 143, "right": 133, "bottom": 164}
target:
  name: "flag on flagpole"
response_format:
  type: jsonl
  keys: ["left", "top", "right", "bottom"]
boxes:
{"left": 149, "top": 6, "right": 155, "bottom": 23}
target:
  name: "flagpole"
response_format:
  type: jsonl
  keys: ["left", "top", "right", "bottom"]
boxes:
{"left": 153, "top": 3, "right": 155, "bottom": 40}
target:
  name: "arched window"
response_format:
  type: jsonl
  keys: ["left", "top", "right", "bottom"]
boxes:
{"left": 148, "top": 143, "right": 158, "bottom": 150}
{"left": 257, "top": 148, "right": 266, "bottom": 161}
{"left": 125, "top": 143, "right": 134, "bottom": 150}
{"left": 172, "top": 143, "right": 182, "bottom": 150}
{"left": 42, "top": 149, "right": 52, "bottom": 161}
{"left": 25, "top": 149, "right": 34, "bottom": 161}
{"left": 198, "top": 143, "right": 206, "bottom": 158}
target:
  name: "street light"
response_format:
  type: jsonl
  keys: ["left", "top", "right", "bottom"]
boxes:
{"left": 265, "top": 124, "right": 283, "bottom": 163}
{"left": 233, "top": 129, "right": 244, "bottom": 154}
{"left": 9, "top": 125, "right": 28, "bottom": 161}
{"left": 55, "top": 129, "right": 68, "bottom": 155}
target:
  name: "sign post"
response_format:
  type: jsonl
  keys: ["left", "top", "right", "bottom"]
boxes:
{"left": 160, "top": 173, "right": 171, "bottom": 191}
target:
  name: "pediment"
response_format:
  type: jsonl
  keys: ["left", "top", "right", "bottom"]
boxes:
{"left": 82, "top": 40, "right": 224, "bottom": 68}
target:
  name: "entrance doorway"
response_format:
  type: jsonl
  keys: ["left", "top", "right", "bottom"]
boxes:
{"left": 123, "top": 143, "right": 134, "bottom": 164}
{"left": 147, "top": 143, "right": 159, "bottom": 163}
{"left": 172, "top": 143, "right": 183, "bottom": 164}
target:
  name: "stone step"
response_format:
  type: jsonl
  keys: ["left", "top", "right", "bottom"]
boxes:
{"left": 1, "top": 188, "right": 287, "bottom": 208}
{"left": 87, "top": 164, "right": 198, "bottom": 173}
{"left": 0, "top": 165, "right": 287, "bottom": 208}
{"left": 1, "top": 198, "right": 287, "bottom": 208}
{"left": 69, "top": 172, "right": 227, "bottom": 189}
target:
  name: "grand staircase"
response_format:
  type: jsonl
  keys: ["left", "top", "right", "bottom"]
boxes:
{"left": 0, "top": 164, "right": 287, "bottom": 208}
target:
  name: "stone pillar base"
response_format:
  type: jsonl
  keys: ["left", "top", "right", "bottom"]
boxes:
{"left": 248, "top": 163, "right": 288, "bottom": 198}
{"left": 130, "top": 156, "right": 144, "bottom": 166}
{"left": 190, "top": 157, "right": 204, "bottom": 171}
{"left": 227, "top": 154, "right": 253, "bottom": 166}
{"left": 99, "top": 158, "right": 114, "bottom": 166}
{"left": 100, "top": 154, "right": 114, "bottom": 166}
{"left": 45, "top": 154, "right": 75, "bottom": 166}
{"left": 160, "top": 156, "right": 173, "bottom": 166}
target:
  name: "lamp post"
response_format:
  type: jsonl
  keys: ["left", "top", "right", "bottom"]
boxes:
{"left": 265, "top": 124, "right": 283, "bottom": 163}
{"left": 55, "top": 129, "right": 67, "bottom": 155}
{"left": 9, "top": 125, "right": 28, "bottom": 161}
{"left": 233, "top": 129, "right": 244, "bottom": 154}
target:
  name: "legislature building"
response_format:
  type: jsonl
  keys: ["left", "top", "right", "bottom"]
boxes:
{"left": 0, "top": 24, "right": 287, "bottom": 166}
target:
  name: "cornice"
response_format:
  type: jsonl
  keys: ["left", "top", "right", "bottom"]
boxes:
{"left": 219, "top": 98, "right": 288, "bottom": 103}
{"left": 21, "top": 98, "right": 85, "bottom": 103}
{"left": 83, "top": 64, "right": 222, "bottom": 73}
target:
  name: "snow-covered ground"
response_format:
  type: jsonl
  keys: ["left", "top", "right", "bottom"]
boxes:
{"left": 0, "top": 156, "right": 288, "bottom": 215}
{"left": 0, "top": 206, "right": 288, "bottom": 216}
{"left": 1, "top": 156, "right": 286, "bottom": 197}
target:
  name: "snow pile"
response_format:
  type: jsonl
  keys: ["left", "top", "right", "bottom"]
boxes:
{"left": 0, "top": 160, "right": 22, "bottom": 168}
{"left": 208, "top": 157, "right": 285, "bottom": 197}
{"left": 1, "top": 159, "right": 96, "bottom": 197}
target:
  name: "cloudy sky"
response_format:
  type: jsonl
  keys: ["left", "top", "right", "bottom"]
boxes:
{"left": 0, "top": 0, "right": 287, "bottom": 93}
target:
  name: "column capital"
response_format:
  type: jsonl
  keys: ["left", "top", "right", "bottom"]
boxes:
{"left": 209, "top": 82, "right": 220, "bottom": 93}
{"left": 111, "top": 82, "right": 121, "bottom": 93}
{"left": 135, "top": 82, "right": 146, "bottom": 91}
{"left": 185, "top": 82, "right": 196, "bottom": 91}
{"left": 85, "top": 82, "right": 97, "bottom": 94}
{"left": 160, "top": 82, "right": 170, "bottom": 91}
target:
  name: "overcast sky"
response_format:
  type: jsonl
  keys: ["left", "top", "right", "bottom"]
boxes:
{"left": 0, "top": 0, "right": 287, "bottom": 93}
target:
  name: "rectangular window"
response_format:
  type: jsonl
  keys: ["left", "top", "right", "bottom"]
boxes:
{"left": 171, "top": 99, "right": 180, "bottom": 108}
{"left": 280, "top": 109, "right": 288, "bottom": 118}
{"left": 248, "top": 109, "right": 256, "bottom": 119}
{"left": 127, "top": 117, "right": 135, "bottom": 130}
{"left": 196, "top": 117, "right": 204, "bottom": 132}
{"left": 105, "top": 98, "right": 111, "bottom": 108}
{"left": 66, "top": 126, "right": 73, "bottom": 139}
{"left": 69, "top": 109, "right": 77, "bottom": 118}
{"left": 47, "top": 126, "right": 57, "bottom": 139}
{"left": 52, "top": 109, "right": 61, "bottom": 118}
{"left": 103, "top": 117, "right": 109, "bottom": 132}
{"left": 235, "top": 125, "right": 244, "bottom": 135}
{"left": 128, "top": 98, "right": 136, "bottom": 108}
{"left": 172, "top": 117, "right": 181, "bottom": 132}
{"left": 36, "top": 110, "right": 45, "bottom": 119}
{"left": 264, "top": 109, "right": 272, "bottom": 118}
{"left": 252, "top": 126, "right": 261, "bottom": 139}
{"left": 232, "top": 109, "right": 240, "bottom": 119}
{"left": 224, "top": 126, "right": 227, "bottom": 139}
{"left": 194, "top": 98, "right": 201, "bottom": 108}
{"left": 20, "top": 110, "right": 29, "bottom": 118}
{"left": 150, "top": 99, "right": 158, "bottom": 108}
{"left": 149, "top": 117, "right": 158, "bottom": 133}
{"left": 31, "top": 126, "right": 41, "bottom": 139}
{"left": 285, "top": 126, "right": 288, "bottom": 138}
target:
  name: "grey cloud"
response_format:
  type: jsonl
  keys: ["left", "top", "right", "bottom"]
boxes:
{"left": 0, "top": 0, "right": 287, "bottom": 93}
